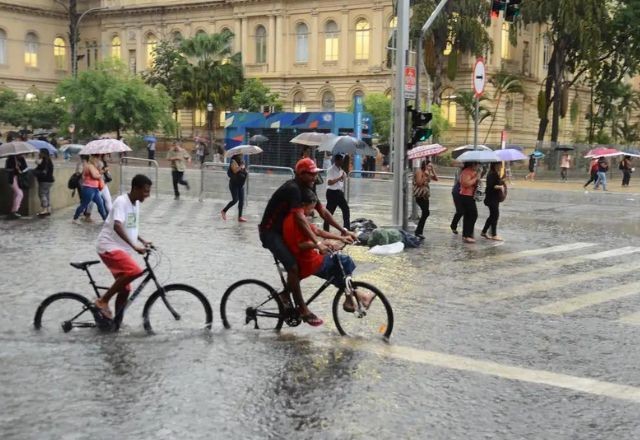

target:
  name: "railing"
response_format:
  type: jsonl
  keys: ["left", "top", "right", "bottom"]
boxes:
{"left": 246, "top": 165, "right": 295, "bottom": 202}
{"left": 119, "top": 157, "right": 159, "bottom": 197}
{"left": 199, "top": 161, "right": 229, "bottom": 202}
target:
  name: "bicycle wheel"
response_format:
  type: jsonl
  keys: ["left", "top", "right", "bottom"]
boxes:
{"left": 142, "top": 284, "right": 213, "bottom": 334}
{"left": 220, "top": 279, "right": 284, "bottom": 331}
{"left": 33, "top": 292, "right": 100, "bottom": 333}
{"left": 332, "top": 281, "right": 394, "bottom": 339}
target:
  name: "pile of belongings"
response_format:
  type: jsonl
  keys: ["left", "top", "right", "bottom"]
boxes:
{"left": 349, "top": 218, "right": 422, "bottom": 254}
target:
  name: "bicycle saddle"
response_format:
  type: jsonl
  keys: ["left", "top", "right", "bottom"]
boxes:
{"left": 70, "top": 260, "right": 100, "bottom": 270}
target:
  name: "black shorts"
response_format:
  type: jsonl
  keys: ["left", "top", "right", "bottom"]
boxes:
{"left": 259, "top": 230, "right": 297, "bottom": 271}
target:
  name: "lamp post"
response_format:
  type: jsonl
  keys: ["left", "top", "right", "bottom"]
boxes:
{"left": 71, "top": 6, "right": 108, "bottom": 78}
{"left": 207, "top": 102, "right": 214, "bottom": 154}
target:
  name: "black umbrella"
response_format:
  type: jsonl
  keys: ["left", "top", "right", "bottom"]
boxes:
{"left": 554, "top": 145, "right": 575, "bottom": 151}
{"left": 249, "top": 134, "right": 269, "bottom": 144}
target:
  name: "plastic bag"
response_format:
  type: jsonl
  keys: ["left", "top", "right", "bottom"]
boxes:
{"left": 369, "top": 242, "right": 405, "bottom": 255}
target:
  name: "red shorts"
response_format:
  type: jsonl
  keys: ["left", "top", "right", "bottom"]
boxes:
{"left": 99, "top": 249, "right": 143, "bottom": 291}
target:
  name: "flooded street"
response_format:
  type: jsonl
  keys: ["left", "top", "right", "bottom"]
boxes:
{"left": 2, "top": 174, "right": 640, "bottom": 439}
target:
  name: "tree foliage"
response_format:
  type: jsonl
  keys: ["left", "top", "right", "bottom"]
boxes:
{"left": 453, "top": 90, "right": 491, "bottom": 143}
{"left": 57, "top": 59, "right": 174, "bottom": 138}
{"left": 362, "top": 93, "right": 392, "bottom": 143}
{"left": 232, "top": 78, "right": 283, "bottom": 112}
{"left": 483, "top": 71, "right": 525, "bottom": 143}
{"left": 0, "top": 88, "right": 66, "bottom": 130}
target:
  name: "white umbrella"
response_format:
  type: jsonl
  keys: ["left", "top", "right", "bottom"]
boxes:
{"left": 0, "top": 141, "right": 38, "bottom": 158}
{"left": 80, "top": 139, "right": 131, "bottom": 155}
{"left": 224, "top": 144, "right": 263, "bottom": 158}
{"left": 290, "top": 132, "right": 331, "bottom": 147}
{"left": 456, "top": 149, "right": 501, "bottom": 163}
{"left": 451, "top": 144, "right": 491, "bottom": 159}
{"left": 60, "top": 144, "right": 85, "bottom": 153}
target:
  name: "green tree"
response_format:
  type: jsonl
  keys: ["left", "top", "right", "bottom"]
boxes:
{"left": 57, "top": 59, "right": 174, "bottom": 138}
{"left": 349, "top": 93, "right": 392, "bottom": 143}
{"left": 0, "top": 88, "right": 66, "bottom": 130}
{"left": 429, "top": 103, "right": 450, "bottom": 142}
{"left": 410, "top": 1, "right": 493, "bottom": 105}
{"left": 0, "top": 88, "right": 26, "bottom": 127}
{"left": 232, "top": 78, "right": 283, "bottom": 112}
{"left": 453, "top": 90, "right": 491, "bottom": 143}
{"left": 483, "top": 71, "right": 525, "bottom": 144}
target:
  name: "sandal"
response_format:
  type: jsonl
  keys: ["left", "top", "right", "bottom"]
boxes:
{"left": 480, "top": 232, "right": 489, "bottom": 239}
{"left": 301, "top": 313, "right": 324, "bottom": 327}
{"left": 93, "top": 300, "right": 113, "bottom": 320}
{"left": 343, "top": 291, "right": 374, "bottom": 313}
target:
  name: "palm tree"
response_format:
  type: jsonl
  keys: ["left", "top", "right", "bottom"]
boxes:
{"left": 454, "top": 90, "right": 491, "bottom": 143}
{"left": 483, "top": 71, "right": 525, "bottom": 144}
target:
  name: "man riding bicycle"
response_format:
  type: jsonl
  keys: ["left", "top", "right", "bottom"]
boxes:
{"left": 94, "top": 174, "right": 152, "bottom": 320}
{"left": 259, "top": 158, "right": 357, "bottom": 326}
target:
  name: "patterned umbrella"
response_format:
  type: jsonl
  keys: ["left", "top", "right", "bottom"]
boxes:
{"left": 407, "top": 143, "right": 447, "bottom": 160}
{"left": 79, "top": 139, "right": 131, "bottom": 155}
{"left": 0, "top": 141, "right": 38, "bottom": 158}
{"left": 584, "top": 147, "right": 619, "bottom": 158}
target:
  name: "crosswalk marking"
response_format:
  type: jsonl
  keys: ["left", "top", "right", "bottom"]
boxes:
{"left": 532, "top": 281, "right": 640, "bottom": 315}
{"left": 469, "top": 261, "right": 640, "bottom": 304}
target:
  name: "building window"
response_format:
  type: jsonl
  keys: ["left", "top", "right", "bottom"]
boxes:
{"left": 255, "top": 25, "right": 267, "bottom": 64}
{"left": 355, "top": 19, "right": 370, "bottom": 60}
{"left": 522, "top": 40, "right": 530, "bottom": 75}
{"left": 542, "top": 35, "right": 551, "bottom": 70}
{"left": 324, "top": 20, "right": 339, "bottom": 62}
{"left": 53, "top": 37, "right": 66, "bottom": 70}
{"left": 146, "top": 33, "right": 157, "bottom": 68}
{"left": 128, "top": 49, "right": 136, "bottom": 74}
{"left": 501, "top": 23, "right": 511, "bottom": 60}
{"left": 194, "top": 108, "right": 206, "bottom": 127}
{"left": 321, "top": 91, "right": 335, "bottom": 111}
{"left": 25, "top": 32, "right": 38, "bottom": 67}
{"left": 295, "top": 23, "right": 309, "bottom": 63}
{"left": 86, "top": 41, "right": 97, "bottom": 69}
{"left": 0, "top": 29, "right": 6, "bottom": 65}
{"left": 293, "top": 92, "right": 306, "bottom": 113}
{"left": 172, "top": 31, "right": 183, "bottom": 46}
{"left": 111, "top": 36, "right": 121, "bottom": 60}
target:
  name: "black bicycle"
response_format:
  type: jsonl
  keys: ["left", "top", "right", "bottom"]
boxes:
{"left": 34, "top": 247, "right": 213, "bottom": 334}
{"left": 220, "top": 249, "right": 393, "bottom": 339}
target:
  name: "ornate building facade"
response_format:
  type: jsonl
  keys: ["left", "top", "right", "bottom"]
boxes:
{"left": 0, "top": 0, "right": 591, "bottom": 145}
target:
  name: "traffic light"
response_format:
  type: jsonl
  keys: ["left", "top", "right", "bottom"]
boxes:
{"left": 505, "top": 0, "right": 522, "bottom": 22}
{"left": 491, "top": 0, "right": 505, "bottom": 18}
{"left": 409, "top": 108, "right": 433, "bottom": 146}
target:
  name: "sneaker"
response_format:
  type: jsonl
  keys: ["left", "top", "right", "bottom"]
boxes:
{"left": 8, "top": 212, "right": 21, "bottom": 219}
{"left": 238, "top": 217, "right": 248, "bottom": 222}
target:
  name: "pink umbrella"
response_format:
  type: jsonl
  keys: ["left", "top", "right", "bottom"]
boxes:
{"left": 79, "top": 139, "right": 131, "bottom": 155}
{"left": 584, "top": 147, "right": 619, "bottom": 158}
{"left": 407, "top": 143, "right": 447, "bottom": 160}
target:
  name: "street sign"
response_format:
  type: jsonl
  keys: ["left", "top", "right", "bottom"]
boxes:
{"left": 404, "top": 66, "right": 417, "bottom": 99}
{"left": 473, "top": 58, "right": 486, "bottom": 97}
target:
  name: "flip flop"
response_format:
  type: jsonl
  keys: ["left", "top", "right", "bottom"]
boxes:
{"left": 93, "top": 300, "right": 113, "bottom": 320}
{"left": 301, "top": 313, "right": 323, "bottom": 327}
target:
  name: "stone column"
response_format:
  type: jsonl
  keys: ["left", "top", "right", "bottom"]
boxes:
{"left": 241, "top": 16, "right": 248, "bottom": 60}
{"left": 340, "top": 9, "right": 349, "bottom": 72}
{"left": 371, "top": 6, "right": 383, "bottom": 69}
{"left": 310, "top": 10, "right": 318, "bottom": 72}
{"left": 268, "top": 14, "right": 276, "bottom": 72}
{"left": 275, "top": 14, "right": 284, "bottom": 73}
{"left": 233, "top": 17, "right": 242, "bottom": 53}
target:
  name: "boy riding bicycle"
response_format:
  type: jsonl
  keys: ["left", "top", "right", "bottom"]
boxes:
{"left": 282, "top": 188, "right": 372, "bottom": 326}
{"left": 94, "top": 174, "right": 153, "bottom": 320}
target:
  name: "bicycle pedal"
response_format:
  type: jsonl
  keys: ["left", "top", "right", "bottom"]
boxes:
{"left": 285, "top": 317, "right": 302, "bottom": 327}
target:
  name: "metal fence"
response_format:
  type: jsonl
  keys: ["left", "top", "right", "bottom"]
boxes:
{"left": 119, "top": 157, "right": 159, "bottom": 197}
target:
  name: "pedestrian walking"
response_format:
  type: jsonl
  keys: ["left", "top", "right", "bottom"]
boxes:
{"left": 413, "top": 158, "right": 438, "bottom": 239}
{"left": 450, "top": 163, "right": 464, "bottom": 234}
{"left": 167, "top": 141, "right": 191, "bottom": 200}
{"left": 525, "top": 154, "right": 536, "bottom": 181}
{"left": 194, "top": 137, "right": 206, "bottom": 167}
{"left": 560, "top": 153, "right": 571, "bottom": 181}
{"left": 98, "top": 154, "right": 113, "bottom": 212}
{"left": 221, "top": 154, "right": 248, "bottom": 222}
{"left": 620, "top": 155, "right": 632, "bottom": 187}
{"left": 73, "top": 155, "right": 107, "bottom": 224}
{"left": 594, "top": 156, "right": 609, "bottom": 191}
{"left": 4, "top": 153, "right": 28, "bottom": 219}
{"left": 583, "top": 158, "right": 599, "bottom": 188}
{"left": 323, "top": 154, "right": 350, "bottom": 232}
{"left": 459, "top": 162, "right": 480, "bottom": 243}
{"left": 146, "top": 139, "right": 156, "bottom": 163}
{"left": 35, "top": 149, "right": 55, "bottom": 217}
{"left": 480, "top": 162, "right": 506, "bottom": 241}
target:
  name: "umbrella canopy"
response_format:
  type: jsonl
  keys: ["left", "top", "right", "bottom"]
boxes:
{"left": 290, "top": 132, "right": 331, "bottom": 147}
{"left": 456, "top": 149, "right": 501, "bottom": 163}
{"left": 554, "top": 145, "right": 575, "bottom": 151}
{"left": 248, "top": 134, "right": 269, "bottom": 144}
{"left": 80, "top": 139, "right": 131, "bottom": 155}
{"left": 495, "top": 148, "right": 528, "bottom": 162}
{"left": 0, "top": 141, "right": 38, "bottom": 158}
{"left": 143, "top": 135, "right": 157, "bottom": 143}
{"left": 27, "top": 139, "right": 58, "bottom": 157}
{"left": 505, "top": 144, "right": 524, "bottom": 152}
{"left": 407, "top": 143, "right": 447, "bottom": 160}
{"left": 357, "top": 145, "right": 378, "bottom": 157}
{"left": 224, "top": 144, "right": 263, "bottom": 158}
{"left": 318, "top": 135, "right": 368, "bottom": 155}
{"left": 451, "top": 144, "right": 491, "bottom": 159}
{"left": 60, "top": 144, "right": 85, "bottom": 154}
{"left": 531, "top": 150, "right": 545, "bottom": 159}
{"left": 584, "top": 147, "right": 619, "bottom": 158}
{"left": 619, "top": 150, "right": 640, "bottom": 158}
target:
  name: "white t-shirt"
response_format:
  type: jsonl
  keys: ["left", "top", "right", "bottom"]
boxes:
{"left": 326, "top": 164, "right": 346, "bottom": 191}
{"left": 96, "top": 194, "right": 140, "bottom": 254}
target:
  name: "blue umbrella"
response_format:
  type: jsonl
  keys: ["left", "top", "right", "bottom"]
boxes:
{"left": 27, "top": 139, "right": 58, "bottom": 157}
{"left": 532, "top": 150, "right": 545, "bottom": 159}
{"left": 143, "top": 135, "right": 157, "bottom": 143}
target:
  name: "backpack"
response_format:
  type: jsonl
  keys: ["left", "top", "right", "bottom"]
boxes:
{"left": 619, "top": 161, "right": 625, "bottom": 170}
{"left": 67, "top": 171, "right": 82, "bottom": 193}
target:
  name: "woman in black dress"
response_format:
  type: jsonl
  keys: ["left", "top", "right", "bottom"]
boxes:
{"left": 481, "top": 162, "right": 506, "bottom": 241}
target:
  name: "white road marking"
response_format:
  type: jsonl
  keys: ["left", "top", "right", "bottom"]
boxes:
{"left": 332, "top": 339, "right": 640, "bottom": 403}
{"left": 618, "top": 311, "right": 640, "bottom": 325}
{"left": 468, "top": 258, "right": 640, "bottom": 304}
{"left": 532, "top": 280, "right": 640, "bottom": 315}
{"left": 481, "top": 242, "right": 596, "bottom": 263}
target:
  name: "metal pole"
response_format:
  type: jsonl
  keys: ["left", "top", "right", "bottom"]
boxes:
{"left": 474, "top": 97, "right": 479, "bottom": 150}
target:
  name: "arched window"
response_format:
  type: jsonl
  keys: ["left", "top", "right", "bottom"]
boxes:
{"left": 146, "top": 33, "right": 157, "bottom": 68}
{"left": 293, "top": 92, "right": 306, "bottom": 113}
{"left": 501, "top": 23, "right": 511, "bottom": 60}
{"left": 53, "top": 37, "right": 66, "bottom": 70}
{"left": 324, "top": 20, "right": 339, "bottom": 61}
{"left": 355, "top": 19, "right": 370, "bottom": 60}
{"left": 295, "top": 23, "right": 309, "bottom": 63}
{"left": 542, "top": 35, "right": 551, "bottom": 70}
{"left": 172, "top": 31, "right": 183, "bottom": 46}
{"left": 220, "top": 28, "right": 233, "bottom": 64}
{"left": 255, "top": 25, "right": 267, "bottom": 63}
{"left": 321, "top": 91, "right": 335, "bottom": 111}
{"left": 0, "top": 29, "right": 7, "bottom": 65}
{"left": 196, "top": 29, "right": 207, "bottom": 37}
{"left": 24, "top": 32, "right": 38, "bottom": 67}
{"left": 111, "top": 36, "right": 121, "bottom": 60}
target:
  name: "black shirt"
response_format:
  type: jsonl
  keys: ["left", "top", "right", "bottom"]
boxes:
{"left": 35, "top": 159, "right": 54, "bottom": 183}
{"left": 259, "top": 179, "right": 304, "bottom": 234}
{"left": 484, "top": 170, "right": 502, "bottom": 203}
{"left": 5, "top": 156, "right": 27, "bottom": 184}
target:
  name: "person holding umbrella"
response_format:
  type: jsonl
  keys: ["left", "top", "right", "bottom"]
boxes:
{"left": 413, "top": 158, "right": 438, "bottom": 239}
{"left": 4, "top": 153, "right": 28, "bottom": 219}
{"left": 459, "top": 161, "right": 481, "bottom": 243}
{"left": 221, "top": 154, "right": 248, "bottom": 222}
{"left": 480, "top": 162, "right": 506, "bottom": 241}
{"left": 34, "top": 149, "right": 55, "bottom": 217}
{"left": 72, "top": 155, "right": 108, "bottom": 223}
{"left": 594, "top": 156, "right": 609, "bottom": 191}
{"left": 560, "top": 153, "right": 571, "bottom": 181}
{"left": 323, "top": 153, "right": 350, "bottom": 233}
{"left": 583, "top": 158, "right": 599, "bottom": 189}
{"left": 525, "top": 153, "right": 536, "bottom": 181}
{"left": 620, "top": 155, "right": 632, "bottom": 187}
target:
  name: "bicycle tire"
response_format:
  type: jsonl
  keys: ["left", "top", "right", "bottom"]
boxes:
{"left": 142, "top": 284, "right": 213, "bottom": 334}
{"left": 332, "top": 281, "right": 394, "bottom": 339}
{"left": 33, "top": 292, "right": 100, "bottom": 333}
{"left": 220, "top": 279, "right": 284, "bottom": 331}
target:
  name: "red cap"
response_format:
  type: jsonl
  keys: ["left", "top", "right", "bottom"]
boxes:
{"left": 295, "top": 157, "right": 320, "bottom": 174}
